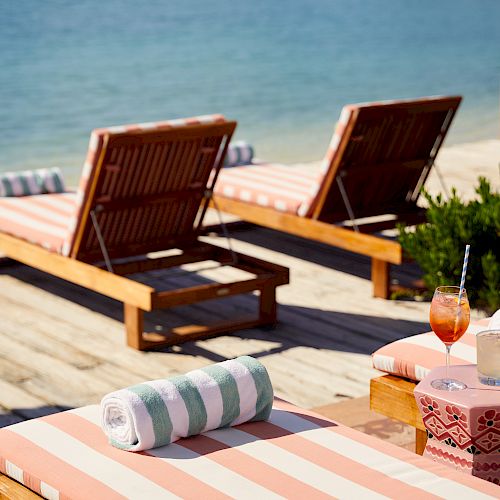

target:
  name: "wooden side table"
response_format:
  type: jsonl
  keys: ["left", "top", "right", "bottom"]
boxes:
{"left": 415, "top": 364, "right": 500, "bottom": 485}
{"left": 370, "top": 375, "right": 427, "bottom": 454}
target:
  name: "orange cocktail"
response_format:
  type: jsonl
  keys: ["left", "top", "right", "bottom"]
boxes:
{"left": 429, "top": 286, "right": 470, "bottom": 391}
{"left": 430, "top": 293, "right": 470, "bottom": 345}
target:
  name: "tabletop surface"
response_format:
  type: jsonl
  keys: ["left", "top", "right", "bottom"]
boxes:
{"left": 415, "top": 365, "right": 500, "bottom": 406}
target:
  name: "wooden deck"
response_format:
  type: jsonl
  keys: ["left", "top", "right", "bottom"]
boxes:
{"left": 0, "top": 140, "right": 498, "bottom": 448}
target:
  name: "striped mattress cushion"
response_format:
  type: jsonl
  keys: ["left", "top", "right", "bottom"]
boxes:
{"left": 0, "top": 192, "right": 76, "bottom": 253}
{"left": 0, "top": 399, "right": 497, "bottom": 499}
{"left": 372, "top": 319, "right": 491, "bottom": 381}
{"left": 0, "top": 168, "right": 65, "bottom": 197}
{"left": 214, "top": 162, "right": 318, "bottom": 214}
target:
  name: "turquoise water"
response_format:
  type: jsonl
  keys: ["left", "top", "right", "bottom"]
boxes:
{"left": 1, "top": 0, "right": 499, "bottom": 181}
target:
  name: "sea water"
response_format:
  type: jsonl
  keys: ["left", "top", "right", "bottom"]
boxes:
{"left": 1, "top": 0, "right": 499, "bottom": 182}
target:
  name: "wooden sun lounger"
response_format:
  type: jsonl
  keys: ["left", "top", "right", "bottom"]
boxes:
{"left": 212, "top": 96, "right": 462, "bottom": 298}
{"left": 0, "top": 115, "right": 289, "bottom": 350}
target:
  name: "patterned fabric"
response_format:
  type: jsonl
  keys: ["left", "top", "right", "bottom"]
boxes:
{"left": 0, "top": 192, "right": 76, "bottom": 253}
{"left": 1, "top": 399, "right": 497, "bottom": 499}
{"left": 213, "top": 162, "right": 318, "bottom": 214}
{"left": 415, "top": 367, "right": 500, "bottom": 484}
{"left": 0, "top": 168, "right": 65, "bottom": 197}
{"left": 223, "top": 141, "right": 254, "bottom": 167}
{"left": 101, "top": 356, "right": 273, "bottom": 451}
{"left": 372, "top": 319, "right": 491, "bottom": 381}
{"left": 62, "top": 114, "right": 228, "bottom": 257}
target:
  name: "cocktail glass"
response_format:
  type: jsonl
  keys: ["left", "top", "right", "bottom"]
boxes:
{"left": 429, "top": 286, "right": 470, "bottom": 391}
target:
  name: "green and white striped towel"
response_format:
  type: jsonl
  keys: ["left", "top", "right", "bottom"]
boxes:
{"left": 0, "top": 167, "right": 65, "bottom": 197}
{"left": 100, "top": 355, "right": 273, "bottom": 451}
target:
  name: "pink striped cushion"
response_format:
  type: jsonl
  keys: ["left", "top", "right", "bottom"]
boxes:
{"left": 0, "top": 398, "right": 496, "bottom": 498}
{"left": 214, "top": 162, "right": 318, "bottom": 214}
{"left": 0, "top": 192, "right": 76, "bottom": 253}
{"left": 62, "top": 114, "right": 228, "bottom": 257}
{"left": 372, "top": 319, "right": 491, "bottom": 381}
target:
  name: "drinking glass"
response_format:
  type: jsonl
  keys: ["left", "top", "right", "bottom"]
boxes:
{"left": 477, "top": 329, "right": 500, "bottom": 386}
{"left": 429, "top": 286, "right": 470, "bottom": 390}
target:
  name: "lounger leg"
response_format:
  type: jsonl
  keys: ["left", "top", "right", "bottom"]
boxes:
{"left": 416, "top": 428, "right": 427, "bottom": 455}
{"left": 371, "top": 258, "right": 390, "bottom": 299}
{"left": 259, "top": 286, "right": 277, "bottom": 327}
{"left": 124, "top": 304, "right": 146, "bottom": 350}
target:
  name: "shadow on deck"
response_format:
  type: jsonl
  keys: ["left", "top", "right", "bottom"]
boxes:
{"left": 1, "top": 260, "right": 428, "bottom": 361}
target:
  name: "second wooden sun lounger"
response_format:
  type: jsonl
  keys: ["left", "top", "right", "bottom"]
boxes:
{"left": 212, "top": 96, "right": 461, "bottom": 298}
{"left": 0, "top": 115, "right": 289, "bottom": 350}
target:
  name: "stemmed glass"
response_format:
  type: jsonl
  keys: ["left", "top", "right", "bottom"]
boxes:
{"left": 429, "top": 286, "right": 470, "bottom": 391}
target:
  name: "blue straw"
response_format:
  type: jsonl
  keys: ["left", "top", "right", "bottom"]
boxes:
{"left": 457, "top": 244, "right": 470, "bottom": 304}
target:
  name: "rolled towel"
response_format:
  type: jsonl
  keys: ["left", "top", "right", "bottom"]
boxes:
{"left": 0, "top": 167, "right": 65, "bottom": 197}
{"left": 100, "top": 355, "right": 273, "bottom": 451}
{"left": 488, "top": 309, "right": 500, "bottom": 329}
{"left": 223, "top": 141, "right": 254, "bottom": 167}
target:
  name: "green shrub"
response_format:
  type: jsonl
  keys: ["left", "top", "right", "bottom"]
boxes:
{"left": 398, "top": 177, "right": 500, "bottom": 313}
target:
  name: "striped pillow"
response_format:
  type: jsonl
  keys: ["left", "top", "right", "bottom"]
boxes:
{"left": 223, "top": 141, "right": 254, "bottom": 167}
{"left": 0, "top": 168, "right": 65, "bottom": 197}
{"left": 372, "top": 319, "right": 490, "bottom": 381}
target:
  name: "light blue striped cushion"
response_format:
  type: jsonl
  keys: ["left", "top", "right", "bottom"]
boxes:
{"left": 0, "top": 168, "right": 65, "bottom": 197}
{"left": 223, "top": 141, "right": 254, "bottom": 167}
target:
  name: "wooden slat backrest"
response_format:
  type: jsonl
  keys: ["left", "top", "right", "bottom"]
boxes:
{"left": 69, "top": 118, "right": 236, "bottom": 262}
{"left": 309, "top": 96, "right": 461, "bottom": 222}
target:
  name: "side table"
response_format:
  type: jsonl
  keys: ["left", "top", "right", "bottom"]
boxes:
{"left": 415, "top": 365, "right": 500, "bottom": 485}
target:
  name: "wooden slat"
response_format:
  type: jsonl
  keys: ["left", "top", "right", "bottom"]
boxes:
{"left": 152, "top": 276, "right": 273, "bottom": 309}
{"left": 0, "top": 233, "right": 154, "bottom": 310}
{"left": 416, "top": 428, "right": 428, "bottom": 455}
{"left": 370, "top": 376, "right": 429, "bottom": 455}
{"left": 108, "top": 245, "right": 224, "bottom": 276}
{"left": 336, "top": 210, "right": 426, "bottom": 234}
{"left": 338, "top": 158, "right": 428, "bottom": 175}
{"left": 0, "top": 474, "right": 41, "bottom": 499}
{"left": 95, "top": 189, "right": 205, "bottom": 210}
{"left": 370, "top": 375, "right": 425, "bottom": 432}
{"left": 138, "top": 316, "right": 270, "bottom": 350}
{"left": 211, "top": 197, "right": 403, "bottom": 264}
{"left": 371, "top": 259, "right": 390, "bottom": 299}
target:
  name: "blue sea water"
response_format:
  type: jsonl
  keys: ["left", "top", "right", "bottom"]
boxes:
{"left": 1, "top": 0, "right": 499, "bottom": 181}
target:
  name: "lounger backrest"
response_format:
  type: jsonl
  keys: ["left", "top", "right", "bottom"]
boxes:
{"left": 62, "top": 115, "right": 236, "bottom": 261}
{"left": 297, "top": 96, "right": 461, "bottom": 221}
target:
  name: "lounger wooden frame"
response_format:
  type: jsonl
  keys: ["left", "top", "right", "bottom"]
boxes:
{"left": 0, "top": 118, "right": 289, "bottom": 350}
{"left": 370, "top": 374, "right": 427, "bottom": 454}
{"left": 0, "top": 232, "right": 288, "bottom": 350}
{"left": 0, "top": 472, "right": 39, "bottom": 499}
{"left": 212, "top": 97, "right": 462, "bottom": 298}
